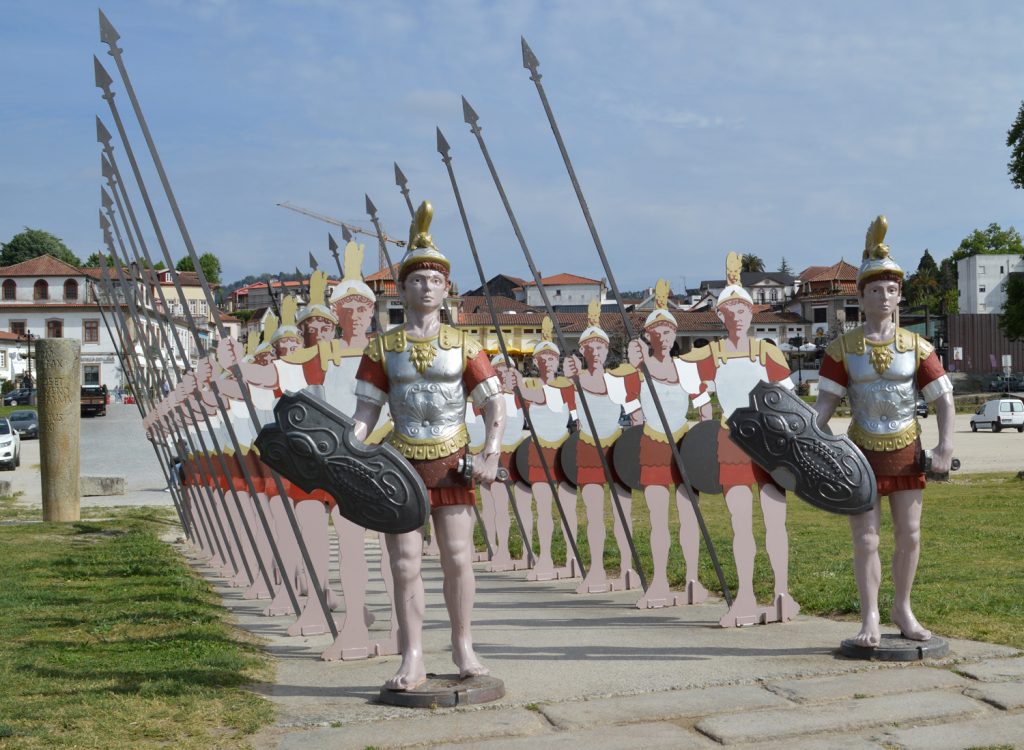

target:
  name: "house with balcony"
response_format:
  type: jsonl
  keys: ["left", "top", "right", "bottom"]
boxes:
{"left": 787, "top": 260, "right": 860, "bottom": 344}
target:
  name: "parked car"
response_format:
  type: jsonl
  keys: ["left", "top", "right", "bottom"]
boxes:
{"left": 0, "top": 418, "right": 21, "bottom": 470}
{"left": 80, "top": 384, "right": 108, "bottom": 417}
{"left": 7, "top": 410, "right": 38, "bottom": 439}
{"left": 915, "top": 397, "right": 929, "bottom": 418}
{"left": 986, "top": 375, "right": 1022, "bottom": 392}
{"left": 3, "top": 388, "right": 36, "bottom": 406}
{"left": 970, "top": 398, "right": 1024, "bottom": 433}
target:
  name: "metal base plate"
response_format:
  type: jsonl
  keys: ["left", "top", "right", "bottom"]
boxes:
{"left": 840, "top": 633, "right": 949, "bottom": 661}
{"left": 377, "top": 673, "right": 505, "bottom": 708}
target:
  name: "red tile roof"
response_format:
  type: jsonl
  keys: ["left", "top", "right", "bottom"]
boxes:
{"left": 0, "top": 254, "right": 84, "bottom": 277}
{"left": 460, "top": 295, "right": 539, "bottom": 314}
{"left": 0, "top": 330, "right": 25, "bottom": 342}
{"left": 364, "top": 264, "right": 402, "bottom": 282}
{"left": 521, "top": 273, "right": 602, "bottom": 287}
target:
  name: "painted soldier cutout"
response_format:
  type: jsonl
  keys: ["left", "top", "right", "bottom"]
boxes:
{"left": 482, "top": 354, "right": 530, "bottom": 572}
{"left": 686, "top": 253, "right": 799, "bottom": 627}
{"left": 319, "top": 241, "right": 399, "bottom": 662}
{"left": 352, "top": 201, "right": 505, "bottom": 691}
{"left": 562, "top": 299, "right": 641, "bottom": 593}
{"left": 512, "top": 317, "right": 580, "bottom": 581}
{"left": 627, "top": 280, "right": 711, "bottom": 608}
{"left": 815, "top": 216, "right": 954, "bottom": 648}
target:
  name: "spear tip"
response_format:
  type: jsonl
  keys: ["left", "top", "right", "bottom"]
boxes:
{"left": 100, "top": 153, "right": 114, "bottom": 179}
{"left": 93, "top": 55, "right": 113, "bottom": 89}
{"left": 309, "top": 251, "right": 318, "bottom": 271}
{"left": 328, "top": 233, "right": 338, "bottom": 253}
{"left": 341, "top": 224, "right": 352, "bottom": 243}
{"left": 95, "top": 116, "right": 111, "bottom": 145}
{"left": 394, "top": 162, "right": 407, "bottom": 187}
{"left": 521, "top": 36, "right": 540, "bottom": 71}
{"left": 99, "top": 209, "right": 109, "bottom": 230}
{"left": 436, "top": 126, "right": 451, "bottom": 156}
{"left": 101, "top": 186, "right": 113, "bottom": 209}
{"left": 461, "top": 96, "right": 479, "bottom": 127}
{"left": 365, "top": 194, "right": 377, "bottom": 217}
{"left": 98, "top": 8, "right": 121, "bottom": 47}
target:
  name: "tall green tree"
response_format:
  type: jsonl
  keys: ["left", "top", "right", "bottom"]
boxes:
{"left": 777, "top": 257, "right": 793, "bottom": 275}
{"left": 1000, "top": 273, "right": 1024, "bottom": 340}
{"left": 176, "top": 252, "right": 222, "bottom": 284}
{"left": 741, "top": 253, "right": 765, "bottom": 273}
{"left": 83, "top": 251, "right": 113, "bottom": 268}
{"left": 1, "top": 228, "right": 81, "bottom": 267}
{"left": 1007, "top": 100, "right": 1024, "bottom": 190}
{"left": 952, "top": 223, "right": 1024, "bottom": 260}
{"left": 905, "top": 249, "right": 942, "bottom": 311}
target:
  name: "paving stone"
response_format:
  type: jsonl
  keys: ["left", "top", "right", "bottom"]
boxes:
{"left": 80, "top": 475, "right": 125, "bottom": 496}
{"left": 736, "top": 735, "right": 887, "bottom": 750}
{"left": 538, "top": 684, "right": 789, "bottom": 729}
{"left": 765, "top": 665, "right": 971, "bottom": 703}
{"left": 955, "top": 656, "right": 1024, "bottom": 682}
{"left": 429, "top": 721, "right": 714, "bottom": 749}
{"left": 878, "top": 711, "right": 1024, "bottom": 750}
{"left": 695, "top": 690, "right": 989, "bottom": 745}
{"left": 964, "top": 680, "right": 1024, "bottom": 710}
{"left": 275, "top": 707, "right": 547, "bottom": 750}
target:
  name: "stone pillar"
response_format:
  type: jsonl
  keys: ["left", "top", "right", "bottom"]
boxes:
{"left": 37, "top": 339, "right": 81, "bottom": 522}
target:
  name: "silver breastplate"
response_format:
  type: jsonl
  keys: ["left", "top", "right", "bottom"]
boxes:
{"left": 386, "top": 341, "right": 465, "bottom": 443}
{"left": 846, "top": 345, "right": 917, "bottom": 438}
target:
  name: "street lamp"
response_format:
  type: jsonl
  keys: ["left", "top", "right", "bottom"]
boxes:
{"left": 18, "top": 332, "right": 34, "bottom": 389}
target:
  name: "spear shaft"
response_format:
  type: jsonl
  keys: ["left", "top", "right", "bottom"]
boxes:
{"left": 519, "top": 38, "right": 732, "bottom": 604}
{"left": 460, "top": 98, "right": 647, "bottom": 587}
{"left": 436, "top": 127, "right": 576, "bottom": 575}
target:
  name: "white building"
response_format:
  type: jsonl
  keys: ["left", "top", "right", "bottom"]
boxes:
{"left": 520, "top": 273, "right": 606, "bottom": 308}
{"left": 957, "top": 254, "right": 1024, "bottom": 314}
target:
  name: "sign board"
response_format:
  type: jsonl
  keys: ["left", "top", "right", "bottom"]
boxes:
{"left": 953, "top": 347, "right": 963, "bottom": 361}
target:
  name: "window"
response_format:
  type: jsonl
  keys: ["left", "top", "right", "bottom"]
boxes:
{"left": 2, "top": 280, "right": 15, "bottom": 300}
{"left": 33, "top": 279, "right": 49, "bottom": 300}
{"left": 979, "top": 285, "right": 986, "bottom": 293}
{"left": 1001, "top": 266, "right": 1005, "bottom": 274}
{"left": 83, "top": 365, "right": 100, "bottom": 385}
{"left": 63, "top": 279, "right": 78, "bottom": 300}
{"left": 9, "top": 321, "right": 25, "bottom": 336}
{"left": 46, "top": 319, "right": 63, "bottom": 338}
{"left": 188, "top": 300, "right": 197, "bottom": 314}
{"left": 771, "top": 289, "right": 779, "bottom": 302}
{"left": 813, "top": 306, "right": 827, "bottom": 323}
{"left": 0, "top": 351, "right": 5, "bottom": 369}
{"left": 199, "top": 301, "right": 208, "bottom": 316}
{"left": 84, "top": 320, "right": 100, "bottom": 343}
{"left": 979, "top": 265, "right": 985, "bottom": 274}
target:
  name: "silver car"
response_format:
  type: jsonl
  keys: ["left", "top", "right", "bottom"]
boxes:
{"left": 0, "top": 418, "right": 22, "bottom": 470}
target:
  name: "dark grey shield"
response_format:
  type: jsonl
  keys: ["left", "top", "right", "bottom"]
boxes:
{"left": 254, "top": 391, "right": 429, "bottom": 534}
{"left": 726, "top": 381, "right": 877, "bottom": 515}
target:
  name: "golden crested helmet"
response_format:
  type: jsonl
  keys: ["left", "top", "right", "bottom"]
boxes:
{"left": 295, "top": 270, "right": 338, "bottom": 326}
{"left": 579, "top": 298, "right": 609, "bottom": 345}
{"left": 329, "top": 241, "right": 376, "bottom": 304}
{"left": 270, "top": 295, "right": 303, "bottom": 344}
{"left": 716, "top": 252, "right": 753, "bottom": 307}
{"left": 643, "top": 279, "right": 678, "bottom": 330}
{"left": 857, "top": 215, "right": 904, "bottom": 290}
{"left": 533, "top": 316, "right": 560, "bottom": 358}
{"left": 399, "top": 201, "right": 451, "bottom": 283}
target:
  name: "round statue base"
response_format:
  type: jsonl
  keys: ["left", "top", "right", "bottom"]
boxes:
{"left": 840, "top": 633, "right": 949, "bottom": 662}
{"left": 378, "top": 674, "right": 505, "bottom": 708}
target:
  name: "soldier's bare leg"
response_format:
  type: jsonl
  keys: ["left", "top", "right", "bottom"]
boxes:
{"left": 760, "top": 483, "right": 799, "bottom": 620}
{"left": 491, "top": 484, "right": 512, "bottom": 566}
{"left": 243, "top": 492, "right": 273, "bottom": 599}
{"left": 612, "top": 486, "right": 639, "bottom": 589}
{"left": 332, "top": 508, "right": 373, "bottom": 652}
{"left": 528, "top": 482, "right": 557, "bottom": 579}
{"left": 636, "top": 485, "right": 671, "bottom": 608}
{"left": 434, "top": 505, "right": 488, "bottom": 678}
{"left": 889, "top": 489, "right": 930, "bottom": 640}
{"left": 264, "top": 495, "right": 300, "bottom": 617}
{"left": 288, "top": 500, "right": 334, "bottom": 636}
{"left": 849, "top": 502, "right": 883, "bottom": 647}
{"left": 513, "top": 482, "right": 534, "bottom": 567}
{"left": 675, "top": 486, "right": 708, "bottom": 604}
{"left": 577, "top": 483, "right": 610, "bottom": 593}
{"left": 720, "top": 485, "right": 759, "bottom": 626}
{"left": 557, "top": 482, "right": 579, "bottom": 577}
{"left": 384, "top": 526, "right": 427, "bottom": 690}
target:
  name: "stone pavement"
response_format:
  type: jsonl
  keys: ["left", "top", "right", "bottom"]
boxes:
{"left": 175, "top": 536, "right": 1024, "bottom": 750}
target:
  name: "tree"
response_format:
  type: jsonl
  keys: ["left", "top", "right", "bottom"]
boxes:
{"left": 777, "top": 257, "right": 793, "bottom": 274}
{"left": 1007, "top": 100, "right": 1024, "bottom": 190}
{"left": 904, "top": 249, "right": 942, "bottom": 311}
{"left": 952, "top": 223, "right": 1024, "bottom": 261}
{"left": 83, "top": 251, "right": 113, "bottom": 268}
{"left": 1000, "top": 273, "right": 1024, "bottom": 340}
{"left": 741, "top": 253, "right": 765, "bottom": 273}
{"left": 1, "top": 228, "right": 81, "bottom": 267}
{"left": 176, "top": 252, "right": 221, "bottom": 284}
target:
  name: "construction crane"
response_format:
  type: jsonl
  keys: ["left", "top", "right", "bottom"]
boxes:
{"left": 276, "top": 201, "right": 404, "bottom": 272}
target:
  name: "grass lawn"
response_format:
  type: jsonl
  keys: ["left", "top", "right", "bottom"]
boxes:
{"left": 0, "top": 502, "right": 272, "bottom": 749}
{"left": 497, "top": 472, "right": 1024, "bottom": 651}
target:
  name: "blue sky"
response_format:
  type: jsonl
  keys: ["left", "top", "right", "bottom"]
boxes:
{"left": 2, "top": 1, "right": 1024, "bottom": 293}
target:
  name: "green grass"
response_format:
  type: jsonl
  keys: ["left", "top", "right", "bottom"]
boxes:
{"left": 0, "top": 404, "right": 36, "bottom": 418}
{"left": 494, "top": 472, "right": 1024, "bottom": 651}
{"left": 0, "top": 503, "right": 273, "bottom": 749}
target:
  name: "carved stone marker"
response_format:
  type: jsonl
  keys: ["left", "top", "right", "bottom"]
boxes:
{"left": 38, "top": 339, "right": 81, "bottom": 522}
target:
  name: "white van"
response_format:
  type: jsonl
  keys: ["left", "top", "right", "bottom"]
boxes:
{"left": 970, "top": 398, "right": 1024, "bottom": 433}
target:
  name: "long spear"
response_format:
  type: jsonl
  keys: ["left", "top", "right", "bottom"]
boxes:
{"left": 519, "top": 38, "right": 732, "bottom": 604}
{"left": 94, "top": 31, "right": 328, "bottom": 626}
{"left": 460, "top": 97, "right": 647, "bottom": 587}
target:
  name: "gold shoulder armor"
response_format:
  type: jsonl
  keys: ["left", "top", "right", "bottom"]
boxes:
{"left": 894, "top": 327, "right": 916, "bottom": 354}
{"left": 382, "top": 326, "right": 407, "bottom": 353}
{"left": 762, "top": 340, "right": 790, "bottom": 369}
{"left": 363, "top": 336, "right": 383, "bottom": 363}
{"left": 548, "top": 376, "right": 573, "bottom": 389}
{"left": 916, "top": 333, "right": 935, "bottom": 361}
{"left": 463, "top": 332, "right": 483, "bottom": 361}
{"left": 523, "top": 377, "right": 542, "bottom": 390}
{"left": 680, "top": 346, "right": 709, "bottom": 363}
{"left": 824, "top": 335, "right": 845, "bottom": 362}
{"left": 608, "top": 363, "right": 637, "bottom": 376}
{"left": 281, "top": 345, "right": 319, "bottom": 365}
{"left": 438, "top": 324, "right": 460, "bottom": 351}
